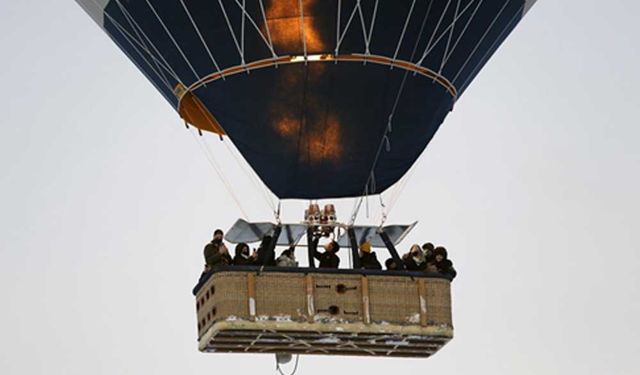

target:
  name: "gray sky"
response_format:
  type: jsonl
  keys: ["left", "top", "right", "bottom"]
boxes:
{"left": 1, "top": 1, "right": 639, "bottom": 374}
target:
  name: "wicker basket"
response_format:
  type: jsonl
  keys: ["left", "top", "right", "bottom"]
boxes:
{"left": 195, "top": 270, "right": 453, "bottom": 357}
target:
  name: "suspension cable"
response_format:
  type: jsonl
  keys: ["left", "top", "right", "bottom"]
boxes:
{"left": 373, "top": 158, "right": 419, "bottom": 225}
{"left": 221, "top": 139, "right": 278, "bottom": 217}
{"left": 349, "top": 0, "right": 434, "bottom": 225}
{"left": 188, "top": 129, "right": 250, "bottom": 220}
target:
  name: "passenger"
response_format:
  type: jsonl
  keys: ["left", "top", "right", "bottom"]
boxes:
{"left": 403, "top": 244, "right": 427, "bottom": 271}
{"left": 313, "top": 240, "right": 340, "bottom": 268}
{"left": 233, "top": 242, "right": 257, "bottom": 266}
{"left": 358, "top": 241, "right": 382, "bottom": 270}
{"left": 433, "top": 246, "right": 457, "bottom": 280}
{"left": 198, "top": 264, "right": 212, "bottom": 284}
{"left": 422, "top": 242, "right": 438, "bottom": 272}
{"left": 276, "top": 246, "right": 298, "bottom": 267}
{"left": 256, "top": 235, "right": 276, "bottom": 266}
{"left": 422, "top": 242, "right": 435, "bottom": 262}
{"left": 203, "top": 235, "right": 231, "bottom": 269}
{"left": 212, "top": 228, "right": 224, "bottom": 244}
{"left": 385, "top": 258, "right": 399, "bottom": 271}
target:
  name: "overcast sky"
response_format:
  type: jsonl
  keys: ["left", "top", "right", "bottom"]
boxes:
{"left": 1, "top": 1, "right": 639, "bottom": 374}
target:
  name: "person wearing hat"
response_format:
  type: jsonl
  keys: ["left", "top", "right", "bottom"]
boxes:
{"left": 358, "top": 241, "right": 382, "bottom": 270}
{"left": 204, "top": 229, "right": 231, "bottom": 269}
{"left": 433, "top": 246, "right": 457, "bottom": 280}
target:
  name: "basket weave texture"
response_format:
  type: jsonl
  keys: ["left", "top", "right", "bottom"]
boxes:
{"left": 195, "top": 271, "right": 453, "bottom": 357}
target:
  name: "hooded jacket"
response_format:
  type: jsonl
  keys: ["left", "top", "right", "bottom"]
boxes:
{"left": 403, "top": 254, "right": 427, "bottom": 271}
{"left": 359, "top": 251, "right": 382, "bottom": 270}
{"left": 436, "top": 259, "right": 457, "bottom": 280}
{"left": 233, "top": 253, "right": 256, "bottom": 266}
{"left": 311, "top": 238, "right": 340, "bottom": 268}
{"left": 204, "top": 241, "right": 231, "bottom": 268}
{"left": 314, "top": 251, "right": 340, "bottom": 268}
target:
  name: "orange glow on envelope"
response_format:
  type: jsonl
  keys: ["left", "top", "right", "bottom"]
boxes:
{"left": 265, "top": 0, "right": 326, "bottom": 52}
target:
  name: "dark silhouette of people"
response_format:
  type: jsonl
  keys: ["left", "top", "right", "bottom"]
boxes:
{"left": 422, "top": 242, "right": 435, "bottom": 261}
{"left": 203, "top": 230, "right": 231, "bottom": 269}
{"left": 433, "top": 246, "right": 457, "bottom": 280}
{"left": 358, "top": 241, "right": 382, "bottom": 270}
{"left": 313, "top": 240, "right": 340, "bottom": 268}
{"left": 276, "top": 246, "right": 298, "bottom": 267}
{"left": 233, "top": 242, "right": 257, "bottom": 266}
{"left": 256, "top": 235, "right": 276, "bottom": 266}
{"left": 385, "top": 258, "right": 399, "bottom": 271}
{"left": 403, "top": 244, "right": 427, "bottom": 271}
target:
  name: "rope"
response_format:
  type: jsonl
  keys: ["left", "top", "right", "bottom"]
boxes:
{"left": 178, "top": 0, "right": 224, "bottom": 78}
{"left": 451, "top": 0, "right": 512, "bottom": 84}
{"left": 373, "top": 156, "right": 420, "bottom": 225}
{"left": 188, "top": 129, "right": 250, "bottom": 220}
{"left": 349, "top": 0, "right": 434, "bottom": 225}
{"left": 114, "top": 0, "right": 181, "bottom": 81}
{"left": 221, "top": 139, "right": 278, "bottom": 216}
{"left": 298, "top": 0, "right": 308, "bottom": 62}
{"left": 417, "top": 0, "right": 481, "bottom": 66}
{"left": 457, "top": 3, "right": 523, "bottom": 91}
{"left": 391, "top": 0, "right": 417, "bottom": 64}
{"left": 356, "top": 0, "right": 379, "bottom": 56}
{"left": 441, "top": 0, "right": 485, "bottom": 68}
{"left": 258, "top": 0, "right": 276, "bottom": 58}
{"left": 276, "top": 355, "right": 300, "bottom": 375}
{"left": 438, "top": 0, "right": 462, "bottom": 76}
{"left": 217, "top": 0, "right": 246, "bottom": 65}
{"left": 335, "top": 1, "right": 360, "bottom": 55}
{"left": 231, "top": 0, "right": 278, "bottom": 58}
{"left": 117, "top": 0, "right": 172, "bottom": 90}
{"left": 90, "top": 0, "right": 183, "bottom": 86}
{"left": 144, "top": 0, "right": 201, "bottom": 81}
{"left": 416, "top": 0, "right": 452, "bottom": 66}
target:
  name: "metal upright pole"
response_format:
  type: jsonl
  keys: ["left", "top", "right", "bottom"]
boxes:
{"left": 378, "top": 229, "right": 406, "bottom": 270}
{"left": 266, "top": 225, "right": 282, "bottom": 266}
{"left": 348, "top": 227, "right": 361, "bottom": 269}
{"left": 307, "top": 227, "right": 316, "bottom": 268}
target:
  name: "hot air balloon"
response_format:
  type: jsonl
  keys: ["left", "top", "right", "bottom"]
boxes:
{"left": 76, "top": 0, "right": 536, "bottom": 360}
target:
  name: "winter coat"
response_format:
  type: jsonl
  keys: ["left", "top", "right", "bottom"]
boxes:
{"left": 256, "top": 236, "right": 277, "bottom": 266}
{"left": 204, "top": 241, "right": 231, "bottom": 268}
{"left": 436, "top": 259, "right": 457, "bottom": 280}
{"left": 425, "top": 261, "right": 438, "bottom": 273}
{"left": 256, "top": 246, "right": 276, "bottom": 266}
{"left": 276, "top": 254, "right": 298, "bottom": 268}
{"left": 359, "top": 252, "right": 382, "bottom": 270}
{"left": 233, "top": 253, "right": 256, "bottom": 266}
{"left": 403, "top": 255, "right": 427, "bottom": 271}
{"left": 314, "top": 250, "right": 340, "bottom": 268}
